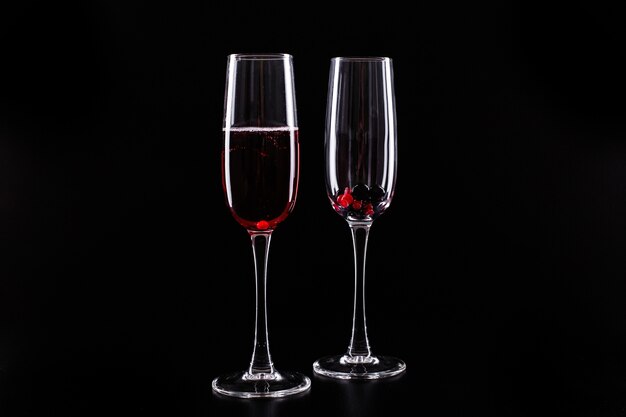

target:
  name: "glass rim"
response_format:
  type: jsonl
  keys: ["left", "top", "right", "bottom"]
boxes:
{"left": 331, "top": 56, "right": 392, "bottom": 63}
{"left": 228, "top": 53, "right": 293, "bottom": 61}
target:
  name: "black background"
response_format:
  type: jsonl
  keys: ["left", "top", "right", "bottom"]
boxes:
{"left": 2, "top": 1, "right": 626, "bottom": 416}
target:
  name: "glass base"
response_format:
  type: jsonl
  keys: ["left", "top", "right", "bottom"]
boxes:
{"left": 212, "top": 369, "right": 311, "bottom": 398}
{"left": 313, "top": 354, "right": 406, "bottom": 380}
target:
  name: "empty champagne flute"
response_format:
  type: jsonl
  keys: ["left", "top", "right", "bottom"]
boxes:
{"left": 313, "top": 56, "right": 407, "bottom": 379}
{"left": 212, "top": 53, "right": 311, "bottom": 398}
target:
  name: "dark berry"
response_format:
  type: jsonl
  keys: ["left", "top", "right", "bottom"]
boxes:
{"left": 370, "top": 185, "right": 386, "bottom": 202}
{"left": 351, "top": 184, "right": 370, "bottom": 201}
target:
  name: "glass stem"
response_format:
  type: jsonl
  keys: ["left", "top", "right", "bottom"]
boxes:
{"left": 248, "top": 231, "right": 275, "bottom": 375}
{"left": 347, "top": 223, "right": 373, "bottom": 358}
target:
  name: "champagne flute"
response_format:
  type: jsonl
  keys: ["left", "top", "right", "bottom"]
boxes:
{"left": 212, "top": 53, "right": 311, "bottom": 398}
{"left": 313, "top": 56, "right": 406, "bottom": 379}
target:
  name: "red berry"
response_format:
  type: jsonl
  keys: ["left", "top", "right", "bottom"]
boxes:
{"left": 256, "top": 220, "right": 269, "bottom": 230}
{"left": 352, "top": 200, "right": 362, "bottom": 210}
{"left": 341, "top": 193, "right": 353, "bottom": 207}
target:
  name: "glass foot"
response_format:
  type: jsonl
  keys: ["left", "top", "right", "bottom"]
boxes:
{"left": 211, "top": 369, "right": 311, "bottom": 398}
{"left": 313, "top": 354, "right": 406, "bottom": 380}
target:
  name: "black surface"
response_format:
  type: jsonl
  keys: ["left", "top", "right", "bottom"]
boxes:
{"left": 2, "top": 1, "right": 626, "bottom": 416}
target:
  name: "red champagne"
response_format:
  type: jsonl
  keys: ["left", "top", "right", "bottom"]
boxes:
{"left": 222, "top": 127, "right": 299, "bottom": 231}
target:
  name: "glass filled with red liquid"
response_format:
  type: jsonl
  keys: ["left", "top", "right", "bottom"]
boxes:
{"left": 212, "top": 53, "right": 310, "bottom": 398}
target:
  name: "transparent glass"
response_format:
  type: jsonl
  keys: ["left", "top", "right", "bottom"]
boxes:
{"left": 212, "top": 53, "right": 311, "bottom": 398}
{"left": 313, "top": 57, "right": 407, "bottom": 379}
